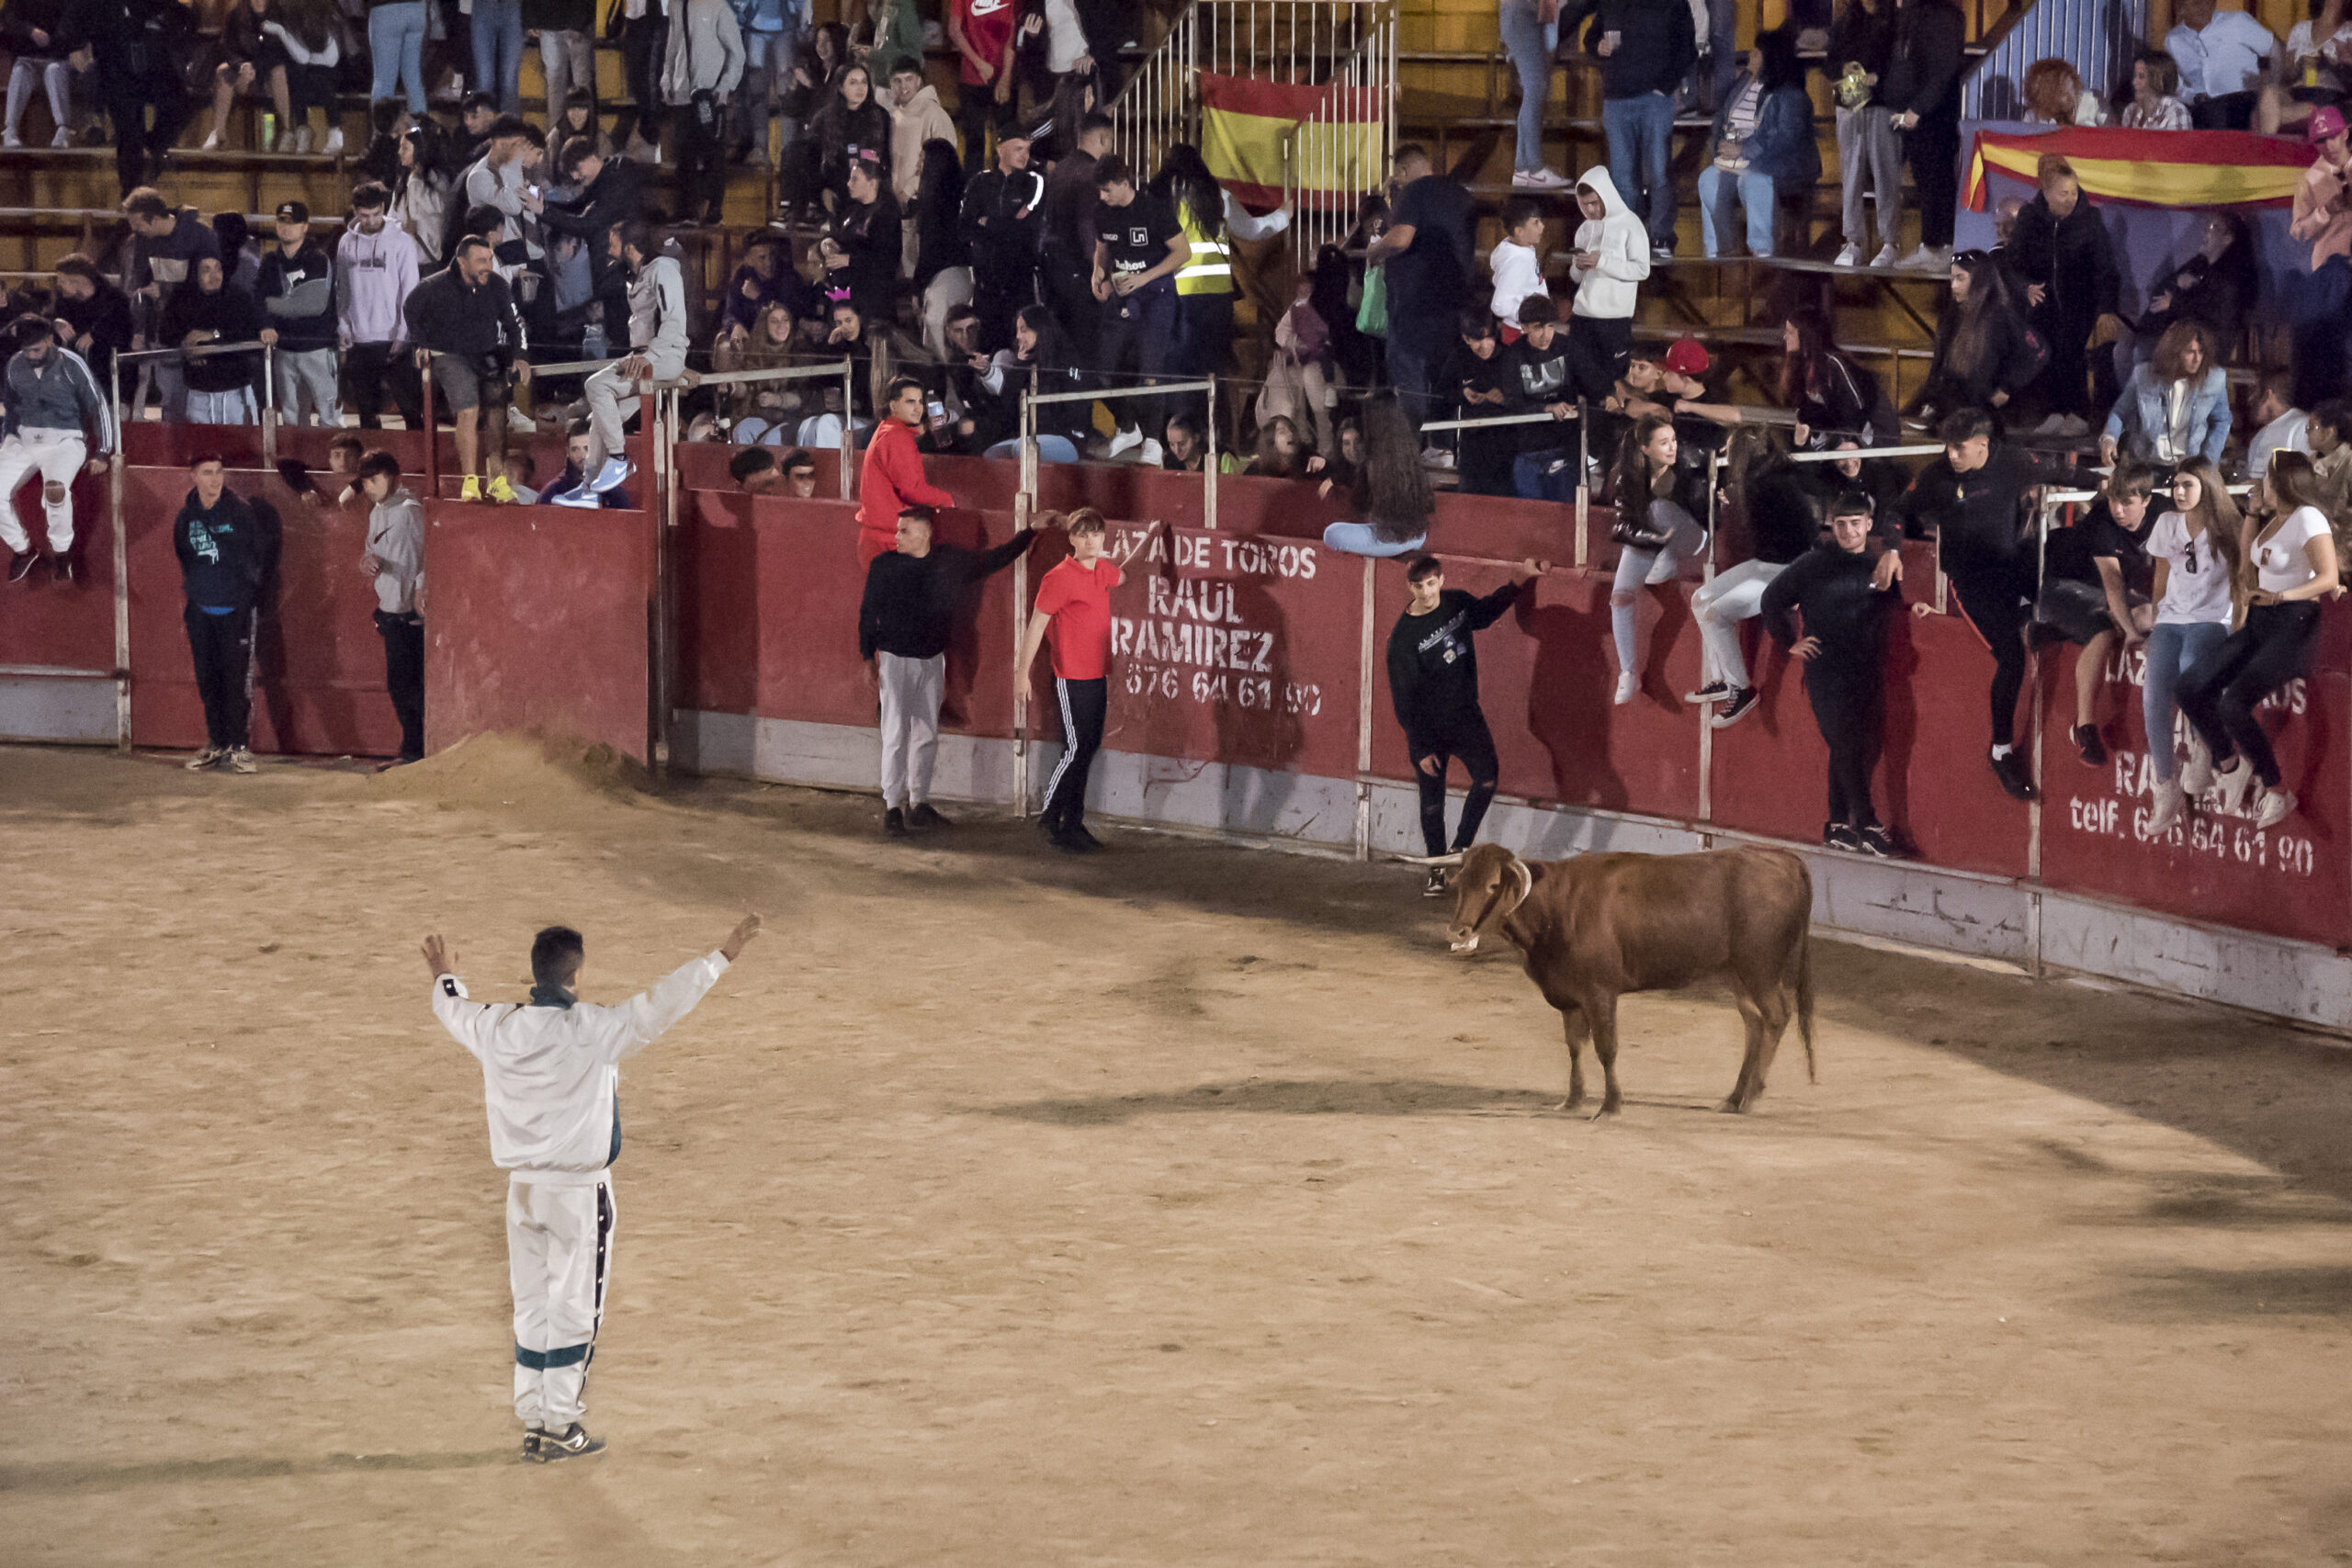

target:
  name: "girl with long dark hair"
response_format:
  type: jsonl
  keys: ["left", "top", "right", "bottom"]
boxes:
{"left": 1917, "top": 249, "right": 2046, "bottom": 425}
{"left": 1780, "top": 306, "right": 1893, "bottom": 448}
{"left": 1322, "top": 392, "right": 1435, "bottom": 557}
{"left": 1606, "top": 413, "right": 1708, "bottom": 704}
{"left": 2139, "top": 457, "right": 2245, "bottom": 833}
{"left": 980, "top": 304, "right": 1091, "bottom": 462}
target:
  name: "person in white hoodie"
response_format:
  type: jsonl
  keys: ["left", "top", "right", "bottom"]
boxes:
{"left": 1488, "top": 196, "right": 1550, "bottom": 330}
{"left": 1568, "top": 166, "right": 1650, "bottom": 383}
{"left": 338, "top": 182, "right": 424, "bottom": 430}
{"left": 356, "top": 450, "right": 424, "bottom": 764}
{"left": 888, "top": 60, "right": 957, "bottom": 207}
{"left": 576, "top": 219, "right": 690, "bottom": 500}
{"left": 424, "top": 913, "right": 762, "bottom": 1463}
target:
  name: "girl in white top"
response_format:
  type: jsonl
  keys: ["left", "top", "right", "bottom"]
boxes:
{"left": 1488, "top": 197, "right": 1549, "bottom": 330}
{"left": 2138, "top": 457, "right": 2243, "bottom": 834}
{"left": 2177, "top": 450, "right": 2342, "bottom": 829}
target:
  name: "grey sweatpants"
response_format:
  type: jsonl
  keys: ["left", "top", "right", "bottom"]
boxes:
{"left": 1837, "top": 104, "right": 1901, "bottom": 252}
{"left": 878, "top": 650, "right": 944, "bottom": 809}
{"left": 583, "top": 346, "right": 687, "bottom": 475}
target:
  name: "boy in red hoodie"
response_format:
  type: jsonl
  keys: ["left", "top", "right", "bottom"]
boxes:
{"left": 855, "top": 376, "right": 955, "bottom": 562}
{"left": 1018, "top": 507, "right": 1122, "bottom": 852}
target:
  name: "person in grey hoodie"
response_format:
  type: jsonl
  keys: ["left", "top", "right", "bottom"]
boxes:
{"left": 662, "top": 0, "right": 746, "bottom": 224}
{"left": 0, "top": 313, "right": 112, "bottom": 582}
{"left": 356, "top": 449, "right": 425, "bottom": 764}
{"left": 574, "top": 219, "right": 689, "bottom": 501}
{"left": 337, "top": 180, "right": 424, "bottom": 430}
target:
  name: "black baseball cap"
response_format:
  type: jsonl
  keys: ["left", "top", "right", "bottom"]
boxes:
{"left": 275, "top": 200, "right": 310, "bottom": 226}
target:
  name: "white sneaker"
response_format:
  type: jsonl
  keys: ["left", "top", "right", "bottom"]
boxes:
{"left": 2, "top": 132, "right": 19, "bottom": 150}
{"left": 587, "top": 455, "right": 635, "bottom": 493}
{"left": 1869, "top": 243, "right": 1900, "bottom": 269}
{"left": 1106, "top": 425, "right": 1142, "bottom": 457}
{"left": 2145, "top": 777, "right": 2185, "bottom": 837}
{"left": 201, "top": 129, "right": 224, "bottom": 151}
{"left": 184, "top": 745, "right": 222, "bottom": 772}
{"left": 1612, "top": 671, "right": 1637, "bottom": 705}
{"left": 1833, "top": 243, "right": 1860, "bottom": 267}
{"left": 2180, "top": 737, "right": 2214, "bottom": 795}
{"left": 505, "top": 405, "right": 537, "bottom": 434}
{"left": 48, "top": 127, "right": 67, "bottom": 148}
{"left": 2215, "top": 757, "right": 2258, "bottom": 817}
{"left": 2256, "top": 787, "right": 2296, "bottom": 829}
{"left": 1901, "top": 244, "right": 1952, "bottom": 272}
{"left": 1511, "top": 166, "right": 1572, "bottom": 190}
{"left": 1420, "top": 446, "right": 1456, "bottom": 469}
{"left": 1136, "top": 437, "right": 1165, "bottom": 467}
{"left": 322, "top": 127, "right": 344, "bottom": 155}
{"left": 293, "top": 125, "right": 312, "bottom": 153}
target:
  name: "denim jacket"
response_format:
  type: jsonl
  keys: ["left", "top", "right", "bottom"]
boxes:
{"left": 2104, "top": 364, "right": 2230, "bottom": 467}
{"left": 1708, "top": 78, "right": 1822, "bottom": 188}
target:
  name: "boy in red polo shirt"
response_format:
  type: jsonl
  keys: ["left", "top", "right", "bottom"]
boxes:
{"left": 1018, "top": 507, "right": 1122, "bottom": 852}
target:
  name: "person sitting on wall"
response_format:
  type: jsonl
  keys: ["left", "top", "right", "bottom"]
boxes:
{"left": 2029, "top": 462, "right": 2157, "bottom": 771}
{"left": 1321, "top": 392, "right": 1436, "bottom": 558}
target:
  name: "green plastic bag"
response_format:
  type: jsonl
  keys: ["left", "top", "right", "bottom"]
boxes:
{"left": 1355, "top": 264, "right": 1388, "bottom": 338}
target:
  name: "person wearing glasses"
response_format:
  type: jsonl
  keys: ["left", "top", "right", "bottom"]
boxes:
{"left": 2139, "top": 457, "right": 2245, "bottom": 835}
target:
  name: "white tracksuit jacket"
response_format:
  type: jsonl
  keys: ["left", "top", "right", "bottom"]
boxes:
{"left": 430, "top": 953, "right": 729, "bottom": 1177}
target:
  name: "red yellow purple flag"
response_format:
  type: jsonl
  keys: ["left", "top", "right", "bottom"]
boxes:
{"left": 1966, "top": 127, "right": 2316, "bottom": 210}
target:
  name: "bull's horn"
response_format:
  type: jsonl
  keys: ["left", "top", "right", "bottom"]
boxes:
{"left": 1393, "top": 851, "right": 1464, "bottom": 867}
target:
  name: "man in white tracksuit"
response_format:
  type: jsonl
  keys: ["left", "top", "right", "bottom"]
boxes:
{"left": 424, "top": 912, "right": 762, "bottom": 1462}
{"left": 0, "top": 315, "right": 114, "bottom": 583}
{"left": 579, "top": 218, "right": 689, "bottom": 499}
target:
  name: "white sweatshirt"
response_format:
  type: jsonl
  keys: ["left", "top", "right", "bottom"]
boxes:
{"left": 430, "top": 952, "right": 730, "bottom": 1177}
{"left": 1568, "top": 166, "right": 1650, "bottom": 322}
{"left": 1488, "top": 237, "right": 1546, "bottom": 328}
{"left": 368, "top": 485, "right": 424, "bottom": 615}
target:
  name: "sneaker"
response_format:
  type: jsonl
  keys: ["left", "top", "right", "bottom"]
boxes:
{"left": 1612, "top": 671, "right": 1637, "bottom": 705}
{"left": 225, "top": 747, "right": 258, "bottom": 774}
{"left": 1511, "top": 166, "right": 1572, "bottom": 189}
{"left": 485, "top": 474, "right": 521, "bottom": 504}
{"left": 1823, "top": 822, "right": 1862, "bottom": 852}
{"left": 1869, "top": 243, "right": 1900, "bottom": 269}
{"left": 908, "top": 802, "right": 951, "bottom": 829}
{"left": 201, "top": 129, "right": 223, "bottom": 151}
{"left": 1857, "top": 823, "right": 1895, "bottom": 858}
{"left": 1683, "top": 679, "right": 1728, "bottom": 705}
{"left": 1897, "top": 244, "right": 1952, "bottom": 272}
{"left": 293, "top": 125, "right": 312, "bottom": 153}
{"left": 2180, "top": 738, "right": 2214, "bottom": 795}
{"left": 1067, "top": 821, "right": 1102, "bottom": 851}
{"left": 1423, "top": 867, "right": 1449, "bottom": 897}
{"left": 1106, "top": 425, "right": 1143, "bottom": 458}
{"left": 7, "top": 551, "right": 36, "bottom": 582}
{"left": 184, "top": 746, "right": 222, "bottom": 771}
{"left": 1713, "top": 686, "right": 1759, "bottom": 728}
{"left": 48, "top": 127, "right": 67, "bottom": 148}
{"left": 2215, "top": 757, "right": 2257, "bottom": 817}
{"left": 2071, "top": 723, "right": 2107, "bottom": 767}
{"left": 521, "top": 1427, "right": 544, "bottom": 1461}
{"left": 1, "top": 132, "right": 18, "bottom": 150}
{"left": 549, "top": 487, "right": 603, "bottom": 508}
{"left": 459, "top": 474, "right": 482, "bottom": 502}
{"left": 1135, "top": 438, "right": 1165, "bottom": 467}
{"left": 322, "top": 127, "right": 344, "bottom": 155}
{"left": 2255, "top": 787, "right": 2296, "bottom": 829}
{"left": 587, "top": 456, "right": 634, "bottom": 494}
{"left": 1046, "top": 826, "right": 1089, "bottom": 854}
{"left": 533, "top": 1422, "right": 605, "bottom": 1462}
{"left": 1988, "top": 748, "right": 2036, "bottom": 802}
{"left": 1650, "top": 243, "right": 1675, "bottom": 262}
{"left": 506, "top": 406, "right": 538, "bottom": 434}
{"left": 882, "top": 806, "right": 907, "bottom": 839}
{"left": 2145, "top": 778, "right": 2185, "bottom": 837}
{"left": 1420, "top": 445, "right": 1457, "bottom": 469}
{"left": 1832, "top": 243, "right": 1860, "bottom": 268}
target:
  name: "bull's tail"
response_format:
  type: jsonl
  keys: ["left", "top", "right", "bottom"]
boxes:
{"left": 1794, "top": 915, "right": 1817, "bottom": 1086}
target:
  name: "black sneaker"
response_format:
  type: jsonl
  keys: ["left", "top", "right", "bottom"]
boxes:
{"left": 51, "top": 555, "right": 73, "bottom": 583}
{"left": 1856, "top": 823, "right": 1894, "bottom": 858}
{"left": 532, "top": 1422, "right": 605, "bottom": 1463}
{"left": 908, "top": 803, "right": 951, "bottom": 829}
{"left": 1422, "top": 867, "right": 1448, "bottom": 898}
{"left": 2072, "top": 724, "right": 2107, "bottom": 767}
{"left": 1713, "top": 686, "right": 1758, "bottom": 728}
{"left": 1988, "top": 749, "right": 2036, "bottom": 802}
{"left": 1046, "top": 826, "right": 1088, "bottom": 854}
{"left": 7, "top": 551, "right": 35, "bottom": 582}
{"left": 1683, "top": 679, "right": 1728, "bottom": 705}
{"left": 1063, "top": 820, "right": 1102, "bottom": 851}
{"left": 882, "top": 807, "right": 907, "bottom": 839}
{"left": 521, "top": 1427, "right": 544, "bottom": 1462}
{"left": 1824, "top": 822, "right": 1863, "bottom": 852}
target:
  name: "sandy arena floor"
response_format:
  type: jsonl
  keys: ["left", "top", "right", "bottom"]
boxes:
{"left": 2, "top": 738, "right": 2350, "bottom": 1566}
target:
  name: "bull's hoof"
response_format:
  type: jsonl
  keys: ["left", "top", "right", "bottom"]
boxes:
{"left": 1560, "top": 1091, "right": 1585, "bottom": 1112}
{"left": 1718, "top": 1097, "right": 1750, "bottom": 1115}
{"left": 1589, "top": 1101, "right": 1620, "bottom": 1121}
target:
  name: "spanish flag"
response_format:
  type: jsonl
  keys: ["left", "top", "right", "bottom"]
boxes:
{"left": 1201, "top": 73, "right": 1383, "bottom": 215}
{"left": 1966, "top": 126, "right": 2316, "bottom": 210}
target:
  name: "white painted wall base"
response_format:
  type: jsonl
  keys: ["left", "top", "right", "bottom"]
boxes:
{"left": 675, "top": 710, "right": 2352, "bottom": 1030}
{"left": 0, "top": 675, "right": 117, "bottom": 744}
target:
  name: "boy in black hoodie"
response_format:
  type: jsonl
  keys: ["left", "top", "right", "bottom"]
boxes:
{"left": 256, "top": 200, "right": 341, "bottom": 427}
{"left": 175, "top": 456, "right": 266, "bottom": 773}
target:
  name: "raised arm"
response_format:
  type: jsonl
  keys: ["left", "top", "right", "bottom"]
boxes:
{"left": 610, "top": 915, "right": 762, "bottom": 1058}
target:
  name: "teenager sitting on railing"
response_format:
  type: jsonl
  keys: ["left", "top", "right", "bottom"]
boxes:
{"left": 1606, "top": 412, "right": 1709, "bottom": 707}
{"left": 1320, "top": 392, "right": 1431, "bottom": 559}
{"left": 2030, "top": 464, "right": 2157, "bottom": 772}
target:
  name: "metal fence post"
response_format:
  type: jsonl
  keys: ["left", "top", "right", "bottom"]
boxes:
{"left": 1204, "top": 373, "right": 1219, "bottom": 530}
{"left": 1574, "top": 397, "right": 1589, "bottom": 570}
{"left": 839, "top": 358, "right": 858, "bottom": 500}
{"left": 421, "top": 352, "right": 438, "bottom": 500}
{"left": 260, "top": 343, "right": 277, "bottom": 469}
{"left": 109, "top": 358, "right": 129, "bottom": 752}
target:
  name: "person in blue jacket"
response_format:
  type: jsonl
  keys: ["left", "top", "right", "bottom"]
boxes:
{"left": 1694, "top": 27, "right": 1821, "bottom": 260}
{"left": 2099, "top": 321, "right": 2232, "bottom": 470}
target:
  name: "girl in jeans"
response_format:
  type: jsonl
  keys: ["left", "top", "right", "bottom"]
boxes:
{"left": 368, "top": 0, "right": 429, "bottom": 114}
{"left": 1607, "top": 412, "right": 1707, "bottom": 705}
{"left": 1498, "top": 0, "right": 1567, "bottom": 189}
{"left": 2178, "top": 450, "right": 2343, "bottom": 829}
{"left": 2139, "top": 458, "right": 2243, "bottom": 835}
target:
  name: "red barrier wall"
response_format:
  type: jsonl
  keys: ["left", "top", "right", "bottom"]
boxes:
{"left": 0, "top": 468, "right": 114, "bottom": 676}
{"left": 423, "top": 502, "right": 657, "bottom": 764}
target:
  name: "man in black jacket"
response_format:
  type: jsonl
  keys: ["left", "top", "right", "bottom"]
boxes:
{"left": 1883, "top": 0, "right": 1965, "bottom": 270}
{"left": 175, "top": 456, "right": 266, "bottom": 774}
{"left": 958, "top": 126, "right": 1045, "bottom": 353}
{"left": 542, "top": 138, "right": 646, "bottom": 325}
{"left": 404, "top": 236, "right": 530, "bottom": 502}
{"left": 257, "top": 201, "right": 341, "bottom": 427}
{"left": 71, "top": 0, "right": 195, "bottom": 195}
{"left": 1894, "top": 408, "right": 2078, "bottom": 801}
{"left": 824, "top": 158, "right": 904, "bottom": 330}
{"left": 858, "top": 505, "right": 1037, "bottom": 837}
{"left": 1585, "top": 0, "right": 1696, "bottom": 260}
{"left": 1387, "top": 552, "right": 1546, "bottom": 895}
{"left": 2002, "top": 158, "right": 2122, "bottom": 429}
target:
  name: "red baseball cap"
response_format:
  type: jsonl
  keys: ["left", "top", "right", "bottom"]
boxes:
{"left": 1662, "top": 337, "right": 1711, "bottom": 378}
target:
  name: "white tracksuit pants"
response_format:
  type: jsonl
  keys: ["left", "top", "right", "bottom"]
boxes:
{"left": 506, "top": 1169, "right": 614, "bottom": 1428}
{"left": 0, "top": 428, "right": 86, "bottom": 554}
{"left": 877, "top": 650, "right": 944, "bottom": 809}
{"left": 583, "top": 347, "right": 687, "bottom": 476}
{"left": 1690, "top": 558, "right": 1787, "bottom": 691}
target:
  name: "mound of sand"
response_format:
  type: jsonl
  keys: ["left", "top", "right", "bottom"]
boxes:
{"left": 361, "top": 731, "right": 655, "bottom": 813}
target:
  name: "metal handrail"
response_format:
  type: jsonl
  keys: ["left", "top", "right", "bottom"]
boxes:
{"left": 1026, "top": 377, "right": 1216, "bottom": 408}
{"left": 1787, "top": 443, "right": 1947, "bottom": 462}
{"left": 1418, "top": 408, "right": 1581, "bottom": 434}
{"left": 119, "top": 339, "right": 270, "bottom": 362}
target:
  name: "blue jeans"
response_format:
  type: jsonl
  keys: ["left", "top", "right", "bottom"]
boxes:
{"left": 368, "top": 0, "right": 427, "bottom": 112}
{"left": 1321, "top": 520, "right": 1426, "bottom": 558}
{"left": 1696, "top": 165, "right": 1777, "bottom": 257}
{"left": 1498, "top": 0, "right": 1551, "bottom": 174}
{"left": 2141, "top": 619, "right": 2230, "bottom": 781}
{"left": 984, "top": 434, "right": 1080, "bottom": 463}
{"left": 1602, "top": 91, "right": 1675, "bottom": 249}
{"left": 471, "top": 0, "right": 524, "bottom": 114}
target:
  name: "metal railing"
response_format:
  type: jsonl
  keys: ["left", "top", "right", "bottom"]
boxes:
{"left": 1115, "top": 3, "right": 1200, "bottom": 184}
{"left": 1419, "top": 400, "right": 1591, "bottom": 563}
{"left": 1278, "top": 6, "right": 1396, "bottom": 269}
{"left": 692, "top": 359, "right": 865, "bottom": 502}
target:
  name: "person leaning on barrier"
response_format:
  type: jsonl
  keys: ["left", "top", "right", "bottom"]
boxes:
{"left": 729, "top": 446, "right": 783, "bottom": 493}
{"left": 0, "top": 314, "right": 112, "bottom": 585}
{"left": 257, "top": 200, "right": 342, "bottom": 430}
{"left": 1018, "top": 508, "right": 1123, "bottom": 855}
{"left": 860, "top": 503, "right": 1038, "bottom": 840}
{"left": 575, "top": 219, "right": 689, "bottom": 501}
{"left": 2031, "top": 463, "right": 2157, "bottom": 772}
{"left": 161, "top": 255, "right": 266, "bottom": 425}
{"left": 356, "top": 450, "right": 426, "bottom": 769}
{"left": 1502, "top": 294, "right": 1610, "bottom": 505}
{"left": 1894, "top": 406, "right": 2079, "bottom": 803}
{"left": 1440, "top": 309, "right": 1513, "bottom": 498}
{"left": 855, "top": 374, "right": 955, "bottom": 562}
{"left": 405, "top": 234, "right": 530, "bottom": 504}
{"left": 175, "top": 455, "right": 265, "bottom": 776}
{"left": 1606, "top": 412, "right": 1711, "bottom": 707}
{"left": 51, "top": 255, "right": 132, "bottom": 396}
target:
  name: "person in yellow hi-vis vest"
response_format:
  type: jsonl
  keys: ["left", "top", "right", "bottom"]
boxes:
{"left": 1150, "top": 144, "right": 1289, "bottom": 415}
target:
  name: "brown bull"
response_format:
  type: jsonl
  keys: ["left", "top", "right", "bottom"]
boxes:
{"left": 1444, "top": 841, "right": 1815, "bottom": 1116}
